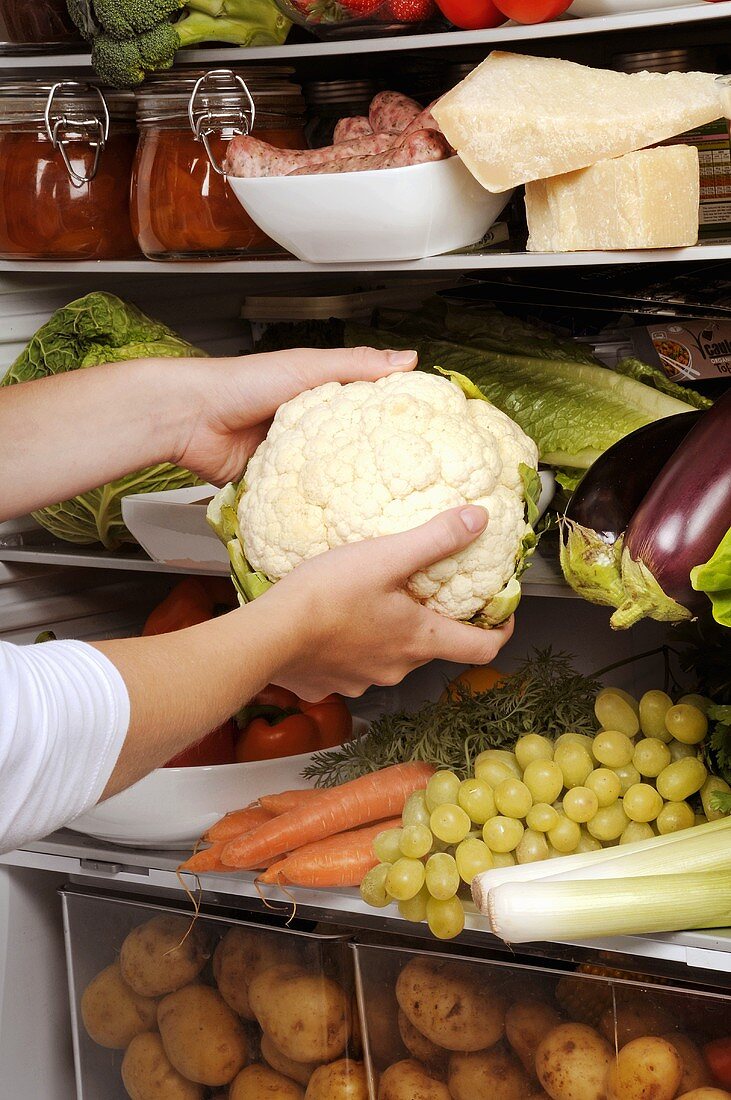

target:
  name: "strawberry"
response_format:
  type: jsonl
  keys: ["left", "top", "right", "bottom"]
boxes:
{"left": 389, "top": 0, "right": 435, "bottom": 18}
{"left": 340, "top": 0, "right": 386, "bottom": 13}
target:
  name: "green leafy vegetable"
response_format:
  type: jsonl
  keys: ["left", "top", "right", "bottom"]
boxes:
{"left": 347, "top": 303, "right": 701, "bottom": 471}
{"left": 613, "top": 357, "right": 713, "bottom": 410}
{"left": 68, "top": 0, "right": 290, "bottom": 87}
{"left": 690, "top": 529, "right": 731, "bottom": 628}
{"left": 1, "top": 292, "right": 205, "bottom": 549}
{"left": 303, "top": 649, "right": 599, "bottom": 786}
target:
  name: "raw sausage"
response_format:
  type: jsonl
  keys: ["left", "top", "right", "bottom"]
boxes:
{"left": 224, "top": 132, "right": 395, "bottom": 178}
{"left": 288, "top": 129, "right": 451, "bottom": 175}
{"left": 402, "top": 100, "right": 442, "bottom": 137}
{"left": 333, "top": 116, "right": 374, "bottom": 143}
{"left": 368, "top": 91, "right": 423, "bottom": 134}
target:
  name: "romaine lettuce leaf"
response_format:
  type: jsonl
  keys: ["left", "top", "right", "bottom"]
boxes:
{"left": 346, "top": 304, "right": 699, "bottom": 470}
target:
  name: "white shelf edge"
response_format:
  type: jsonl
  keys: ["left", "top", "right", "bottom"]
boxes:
{"left": 1, "top": 242, "right": 731, "bottom": 274}
{"left": 0, "top": 541, "right": 572, "bottom": 597}
{"left": 3, "top": 3, "right": 731, "bottom": 66}
{"left": 4, "top": 833, "right": 731, "bottom": 973}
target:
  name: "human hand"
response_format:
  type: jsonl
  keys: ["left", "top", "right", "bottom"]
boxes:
{"left": 171, "top": 345, "right": 417, "bottom": 486}
{"left": 263, "top": 505, "right": 514, "bottom": 700}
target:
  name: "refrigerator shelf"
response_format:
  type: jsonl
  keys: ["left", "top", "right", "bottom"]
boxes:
{"left": 5, "top": 830, "right": 731, "bottom": 977}
{"left": 0, "top": 536, "right": 577, "bottom": 598}
{"left": 4, "top": 2, "right": 731, "bottom": 68}
{"left": 1, "top": 242, "right": 731, "bottom": 274}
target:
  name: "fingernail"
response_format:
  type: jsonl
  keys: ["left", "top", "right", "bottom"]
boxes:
{"left": 387, "top": 349, "right": 417, "bottom": 367}
{"left": 460, "top": 506, "right": 488, "bottom": 533}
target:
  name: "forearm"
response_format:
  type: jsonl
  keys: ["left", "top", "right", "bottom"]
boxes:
{"left": 0, "top": 358, "right": 192, "bottom": 522}
{"left": 94, "top": 594, "right": 303, "bottom": 798}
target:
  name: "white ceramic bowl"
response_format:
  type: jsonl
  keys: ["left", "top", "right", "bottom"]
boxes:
{"left": 66, "top": 752, "right": 320, "bottom": 850}
{"left": 227, "top": 156, "right": 514, "bottom": 264}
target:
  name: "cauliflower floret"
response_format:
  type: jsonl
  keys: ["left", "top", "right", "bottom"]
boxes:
{"left": 235, "top": 372, "right": 539, "bottom": 623}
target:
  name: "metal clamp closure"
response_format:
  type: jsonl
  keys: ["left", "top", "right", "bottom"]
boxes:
{"left": 44, "top": 81, "right": 110, "bottom": 186}
{"left": 188, "top": 68, "right": 255, "bottom": 176}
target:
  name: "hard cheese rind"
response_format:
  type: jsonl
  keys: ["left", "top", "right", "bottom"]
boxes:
{"left": 433, "top": 52, "right": 727, "bottom": 193}
{"left": 525, "top": 145, "right": 700, "bottom": 253}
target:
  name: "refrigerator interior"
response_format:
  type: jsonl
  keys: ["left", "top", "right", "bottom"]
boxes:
{"left": 1, "top": 10, "right": 731, "bottom": 1098}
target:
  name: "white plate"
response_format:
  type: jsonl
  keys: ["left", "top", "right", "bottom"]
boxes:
{"left": 227, "top": 156, "right": 514, "bottom": 264}
{"left": 122, "top": 484, "right": 228, "bottom": 572}
{"left": 537, "top": 470, "right": 556, "bottom": 518}
{"left": 67, "top": 718, "right": 369, "bottom": 850}
{"left": 67, "top": 752, "right": 321, "bottom": 850}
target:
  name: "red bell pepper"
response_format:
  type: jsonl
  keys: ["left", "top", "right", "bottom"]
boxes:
{"left": 165, "top": 720, "right": 237, "bottom": 768}
{"left": 142, "top": 576, "right": 236, "bottom": 636}
{"left": 234, "top": 686, "right": 353, "bottom": 762}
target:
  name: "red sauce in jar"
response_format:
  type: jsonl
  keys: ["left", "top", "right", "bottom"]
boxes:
{"left": 131, "top": 126, "right": 306, "bottom": 259}
{"left": 0, "top": 129, "right": 140, "bottom": 260}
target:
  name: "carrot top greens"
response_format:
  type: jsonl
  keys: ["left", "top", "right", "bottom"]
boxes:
{"left": 303, "top": 649, "right": 599, "bottom": 788}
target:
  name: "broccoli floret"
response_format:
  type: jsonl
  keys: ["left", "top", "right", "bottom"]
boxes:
{"left": 79, "top": 0, "right": 291, "bottom": 87}
{"left": 89, "top": 0, "right": 185, "bottom": 37}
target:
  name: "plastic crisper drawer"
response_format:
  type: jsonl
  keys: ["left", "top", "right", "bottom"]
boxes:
{"left": 61, "top": 886, "right": 359, "bottom": 1100}
{"left": 352, "top": 940, "right": 731, "bottom": 1100}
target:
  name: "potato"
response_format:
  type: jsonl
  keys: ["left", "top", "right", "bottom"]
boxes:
{"left": 661, "top": 1033, "right": 712, "bottom": 1093}
{"left": 213, "top": 928, "right": 293, "bottom": 1020}
{"left": 398, "top": 1010, "right": 447, "bottom": 1069}
{"left": 260, "top": 1032, "right": 319, "bottom": 1086}
{"left": 378, "top": 1059, "right": 451, "bottom": 1100}
{"left": 120, "top": 916, "right": 210, "bottom": 998}
{"left": 606, "top": 1036, "right": 683, "bottom": 1100}
{"left": 304, "top": 1059, "right": 368, "bottom": 1100}
{"left": 536, "top": 1022, "right": 612, "bottom": 1100}
{"left": 367, "top": 993, "right": 407, "bottom": 1069}
{"left": 230, "top": 1064, "right": 305, "bottom": 1100}
{"left": 599, "top": 1002, "right": 675, "bottom": 1047}
{"left": 506, "top": 1000, "right": 563, "bottom": 1074}
{"left": 449, "top": 1048, "right": 531, "bottom": 1100}
{"left": 121, "top": 1032, "right": 204, "bottom": 1100}
{"left": 677, "top": 1091, "right": 731, "bottom": 1099}
{"left": 158, "top": 983, "right": 247, "bottom": 1086}
{"left": 81, "top": 963, "right": 157, "bottom": 1049}
{"left": 395, "top": 957, "right": 505, "bottom": 1053}
{"left": 249, "top": 965, "right": 350, "bottom": 1064}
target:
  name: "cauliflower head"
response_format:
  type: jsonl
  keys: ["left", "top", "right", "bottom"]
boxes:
{"left": 208, "top": 370, "right": 539, "bottom": 626}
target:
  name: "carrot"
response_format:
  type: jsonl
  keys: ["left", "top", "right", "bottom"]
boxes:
{"left": 259, "top": 788, "right": 322, "bottom": 815}
{"left": 257, "top": 818, "right": 401, "bottom": 887}
{"left": 204, "top": 804, "right": 274, "bottom": 842}
{"left": 179, "top": 842, "right": 228, "bottom": 873}
{"left": 221, "top": 761, "right": 434, "bottom": 869}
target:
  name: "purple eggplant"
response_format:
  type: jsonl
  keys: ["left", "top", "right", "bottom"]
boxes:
{"left": 566, "top": 412, "right": 701, "bottom": 545}
{"left": 560, "top": 412, "right": 701, "bottom": 610}
{"left": 613, "top": 388, "right": 731, "bottom": 627}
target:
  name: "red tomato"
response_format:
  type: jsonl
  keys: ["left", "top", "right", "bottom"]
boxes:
{"left": 251, "top": 685, "right": 300, "bottom": 710}
{"left": 235, "top": 714, "right": 319, "bottom": 762}
{"left": 492, "top": 0, "right": 570, "bottom": 21}
{"left": 301, "top": 694, "right": 353, "bottom": 750}
{"left": 165, "top": 721, "right": 236, "bottom": 768}
{"left": 434, "top": 0, "right": 507, "bottom": 28}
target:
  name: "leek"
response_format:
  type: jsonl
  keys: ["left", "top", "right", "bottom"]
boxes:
{"left": 488, "top": 871, "right": 731, "bottom": 944}
{"left": 472, "top": 816, "right": 731, "bottom": 911}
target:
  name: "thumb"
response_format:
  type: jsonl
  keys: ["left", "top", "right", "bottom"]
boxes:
{"left": 382, "top": 506, "right": 488, "bottom": 580}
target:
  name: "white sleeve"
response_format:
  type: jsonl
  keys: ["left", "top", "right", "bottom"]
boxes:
{"left": 0, "top": 639, "right": 130, "bottom": 855}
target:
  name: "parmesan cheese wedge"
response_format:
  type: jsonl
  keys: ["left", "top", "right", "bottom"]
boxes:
{"left": 525, "top": 146, "right": 700, "bottom": 253}
{"left": 433, "top": 52, "right": 730, "bottom": 193}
